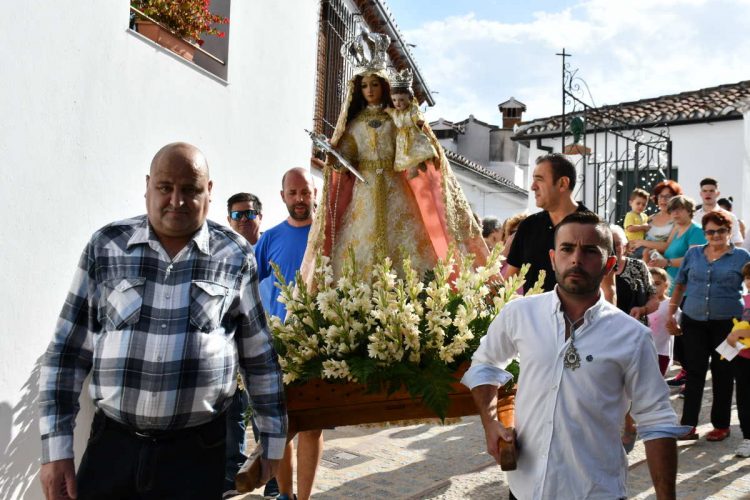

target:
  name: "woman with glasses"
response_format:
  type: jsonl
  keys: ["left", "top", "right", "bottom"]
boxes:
{"left": 629, "top": 180, "right": 683, "bottom": 259}
{"left": 667, "top": 211, "right": 750, "bottom": 441}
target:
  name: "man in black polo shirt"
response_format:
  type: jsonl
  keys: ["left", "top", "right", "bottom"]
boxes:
{"left": 505, "top": 153, "right": 589, "bottom": 292}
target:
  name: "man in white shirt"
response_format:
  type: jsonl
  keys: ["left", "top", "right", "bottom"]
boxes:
{"left": 463, "top": 211, "right": 684, "bottom": 500}
{"left": 693, "top": 178, "right": 743, "bottom": 244}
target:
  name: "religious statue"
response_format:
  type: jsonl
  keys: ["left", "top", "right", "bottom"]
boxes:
{"left": 300, "top": 31, "right": 488, "bottom": 284}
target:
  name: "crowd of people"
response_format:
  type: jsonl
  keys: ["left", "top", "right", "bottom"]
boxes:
{"left": 36, "top": 34, "right": 750, "bottom": 500}
{"left": 480, "top": 167, "right": 750, "bottom": 462}
{"left": 37, "top": 138, "right": 750, "bottom": 500}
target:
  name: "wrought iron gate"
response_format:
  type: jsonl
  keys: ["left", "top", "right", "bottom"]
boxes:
{"left": 558, "top": 49, "right": 674, "bottom": 224}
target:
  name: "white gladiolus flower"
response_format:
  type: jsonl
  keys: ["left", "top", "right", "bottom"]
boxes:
{"left": 267, "top": 246, "right": 531, "bottom": 393}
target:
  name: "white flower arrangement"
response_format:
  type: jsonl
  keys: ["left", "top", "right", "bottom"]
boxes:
{"left": 269, "top": 245, "right": 545, "bottom": 416}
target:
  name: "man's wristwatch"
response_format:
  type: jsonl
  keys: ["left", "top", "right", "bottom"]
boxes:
{"left": 665, "top": 258, "right": 672, "bottom": 268}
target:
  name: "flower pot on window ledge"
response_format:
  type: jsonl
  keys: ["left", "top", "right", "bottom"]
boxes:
{"left": 135, "top": 20, "right": 196, "bottom": 62}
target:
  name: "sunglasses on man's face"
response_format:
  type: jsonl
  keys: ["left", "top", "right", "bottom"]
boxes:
{"left": 230, "top": 210, "right": 259, "bottom": 221}
{"left": 704, "top": 227, "right": 729, "bottom": 236}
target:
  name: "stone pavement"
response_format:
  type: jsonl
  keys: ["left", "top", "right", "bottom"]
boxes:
{"left": 233, "top": 367, "right": 750, "bottom": 499}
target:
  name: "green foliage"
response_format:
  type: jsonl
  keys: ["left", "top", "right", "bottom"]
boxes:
{"left": 270, "top": 249, "right": 543, "bottom": 418}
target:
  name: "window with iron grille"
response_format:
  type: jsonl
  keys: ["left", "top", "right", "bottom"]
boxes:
{"left": 314, "top": 0, "right": 361, "bottom": 138}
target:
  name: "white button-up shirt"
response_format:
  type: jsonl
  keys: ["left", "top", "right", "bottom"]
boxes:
{"left": 462, "top": 290, "right": 680, "bottom": 500}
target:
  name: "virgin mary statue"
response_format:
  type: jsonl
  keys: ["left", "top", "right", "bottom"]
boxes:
{"left": 300, "top": 31, "right": 488, "bottom": 284}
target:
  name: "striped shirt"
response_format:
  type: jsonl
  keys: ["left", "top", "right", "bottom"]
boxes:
{"left": 39, "top": 215, "right": 286, "bottom": 463}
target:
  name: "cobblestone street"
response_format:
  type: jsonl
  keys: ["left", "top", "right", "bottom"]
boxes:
{"left": 235, "top": 367, "right": 750, "bottom": 499}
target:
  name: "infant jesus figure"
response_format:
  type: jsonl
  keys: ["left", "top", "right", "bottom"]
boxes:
{"left": 386, "top": 68, "right": 438, "bottom": 179}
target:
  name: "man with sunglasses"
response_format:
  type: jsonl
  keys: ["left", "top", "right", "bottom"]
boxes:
{"left": 228, "top": 192, "right": 263, "bottom": 245}
{"left": 225, "top": 192, "right": 280, "bottom": 498}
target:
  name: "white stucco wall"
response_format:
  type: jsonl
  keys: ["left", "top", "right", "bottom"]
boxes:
{"left": 452, "top": 169, "right": 528, "bottom": 221}
{"left": 0, "top": 2, "right": 318, "bottom": 498}
{"left": 522, "top": 118, "right": 747, "bottom": 223}
{"left": 455, "top": 118, "right": 493, "bottom": 166}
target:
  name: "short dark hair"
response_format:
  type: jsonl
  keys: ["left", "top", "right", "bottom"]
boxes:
{"left": 700, "top": 177, "right": 718, "bottom": 188}
{"left": 717, "top": 197, "right": 733, "bottom": 211}
{"left": 701, "top": 210, "right": 732, "bottom": 229}
{"left": 553, "top": 211, "right": 614, "bottom": 257}
{"left": 390, "top": 87, "right": 415, "bottom": 100}
{"left": 226, "top": 192, "right": 262, "bottom": 214}
{"left": 742, "top": 262, "right": 750, "bottom": 279}
{"left": 482, "top": 216, "right": 502, "bottom": 238}
{"left": 536, "top": 153, "right": 576, "bottom": 191}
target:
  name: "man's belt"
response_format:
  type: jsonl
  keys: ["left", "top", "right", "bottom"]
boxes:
{"left": 100, "top": 412, "right": 222, "bottom": 442}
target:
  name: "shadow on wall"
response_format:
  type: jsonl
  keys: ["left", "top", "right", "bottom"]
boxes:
{"left": 0, "top": 356, "right": 42, "bottom": 499}
{"left": 0, "top": 355, "right": 93, "bottom": 500}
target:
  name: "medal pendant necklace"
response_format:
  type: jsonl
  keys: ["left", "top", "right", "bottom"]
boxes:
{"left": 563, "top": 313, "right": 583, "bottom": 370}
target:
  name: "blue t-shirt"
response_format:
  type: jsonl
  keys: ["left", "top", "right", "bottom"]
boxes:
{"left": 254, "top": 220, "right": 311, "bottom": 320}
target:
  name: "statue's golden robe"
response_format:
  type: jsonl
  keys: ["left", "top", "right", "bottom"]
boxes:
{"left": 330, "top": 105, "right": 436, "bottom": 278}
{"left": 300, "top": 75, "right": 488, "bottom": 287}
{"left": 386, "top": 104, "right": 437, "bottom": 173}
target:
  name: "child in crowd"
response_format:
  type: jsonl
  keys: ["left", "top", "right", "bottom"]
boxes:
{"left": 624, "top": 188, "right": 651, "bottom": 259}
{"left": 386, "top": 68, "right": 437, "bottom": 178}
{"left": 647, "top": 267, "right": 677, "bottom": 376}
{"left": 725, "top": 262, "right": 750, "bottom": 457}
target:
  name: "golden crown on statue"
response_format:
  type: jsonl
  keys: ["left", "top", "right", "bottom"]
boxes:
{"left": 341, "top": 30, "right": 391, "bottom": 74}
{"left": 388, "top": 68, "right": 413, "bottom": 90}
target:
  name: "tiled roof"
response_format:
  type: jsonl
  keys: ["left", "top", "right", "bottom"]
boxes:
{"left": 455, "top": 115, "right": 499, "bottom": 130}
{"left": 444, "top": 149, "right": 527, "bottom": 196}
{"left": 498, "top": 97, "right": 527, "bottom": 110}
{"left": 430, "top": 118, "right": 465, "bottom": 134}
{"left": 513, "top": 80, "right": 750, "bottom": 139}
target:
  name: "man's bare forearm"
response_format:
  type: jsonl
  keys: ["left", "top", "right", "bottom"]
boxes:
{"left": 644, "top": 438, "right": 677, "bottom": 500}
{"left": 471, "top": 384, "right": 499, "bottom": 426}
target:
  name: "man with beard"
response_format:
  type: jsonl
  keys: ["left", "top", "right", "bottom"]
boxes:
{"left": 463, "top": 211, "right": 684, "bottom": 500}
{"left": 254, "top": 167, "right": 320, "bottom": 500}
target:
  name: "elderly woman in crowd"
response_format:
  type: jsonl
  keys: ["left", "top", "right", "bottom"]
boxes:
{"left": 629, "top": 179, "right": 683, "bottom": 256}
{"left": 667, "top": 211, "right": 750, "bottom": 441}
{"left": 646, "top": 195, "right": 706, "bottom": 288}
{"left": 482, "top": 216, "right": 504, "bottom": 250}
{"left": 642, "top": 195, "right": 706, "bottom": 388}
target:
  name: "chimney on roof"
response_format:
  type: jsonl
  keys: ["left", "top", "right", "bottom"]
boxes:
{"left": 498, "top": 97, "right": 527, "bottom": 129}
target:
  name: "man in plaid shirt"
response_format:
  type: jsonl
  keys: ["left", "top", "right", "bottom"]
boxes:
{"left": 39, "top": 142, "right": 286, "bottom": 500}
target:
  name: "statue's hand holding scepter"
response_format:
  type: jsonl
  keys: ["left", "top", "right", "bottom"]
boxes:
{"left": 305, "top": 130, "right": 367, "bottom": 184}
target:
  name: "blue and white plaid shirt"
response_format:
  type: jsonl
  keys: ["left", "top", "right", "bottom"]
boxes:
{"left": 40, "top": 215, "right": 287, "bottom": 463}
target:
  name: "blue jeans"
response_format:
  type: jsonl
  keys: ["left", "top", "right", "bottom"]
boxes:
{"left": 224, "top": 388, "right": 250, "bottom": 491}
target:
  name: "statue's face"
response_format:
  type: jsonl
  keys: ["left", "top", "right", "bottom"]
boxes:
{"left": 391, "top": 93, "right": 410, "bottom": 111}
{"left": 361, "top": 75, "right": 383, "bottom": 105}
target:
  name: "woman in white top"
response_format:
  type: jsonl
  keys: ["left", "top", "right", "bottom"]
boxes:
{"left": 629, "top": 180, "right": 683, "bottom": 256}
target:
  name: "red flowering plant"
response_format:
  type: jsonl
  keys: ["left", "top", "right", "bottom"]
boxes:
{"left": 132, "top": 0, "right": 228, "bottom": 45}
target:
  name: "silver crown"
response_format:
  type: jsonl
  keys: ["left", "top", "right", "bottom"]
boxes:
{"left": 389, "top": 68, "right": 413, "bottom": 90}
{"left": 341, "top": 30, "right": 390, "bottom": 74}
